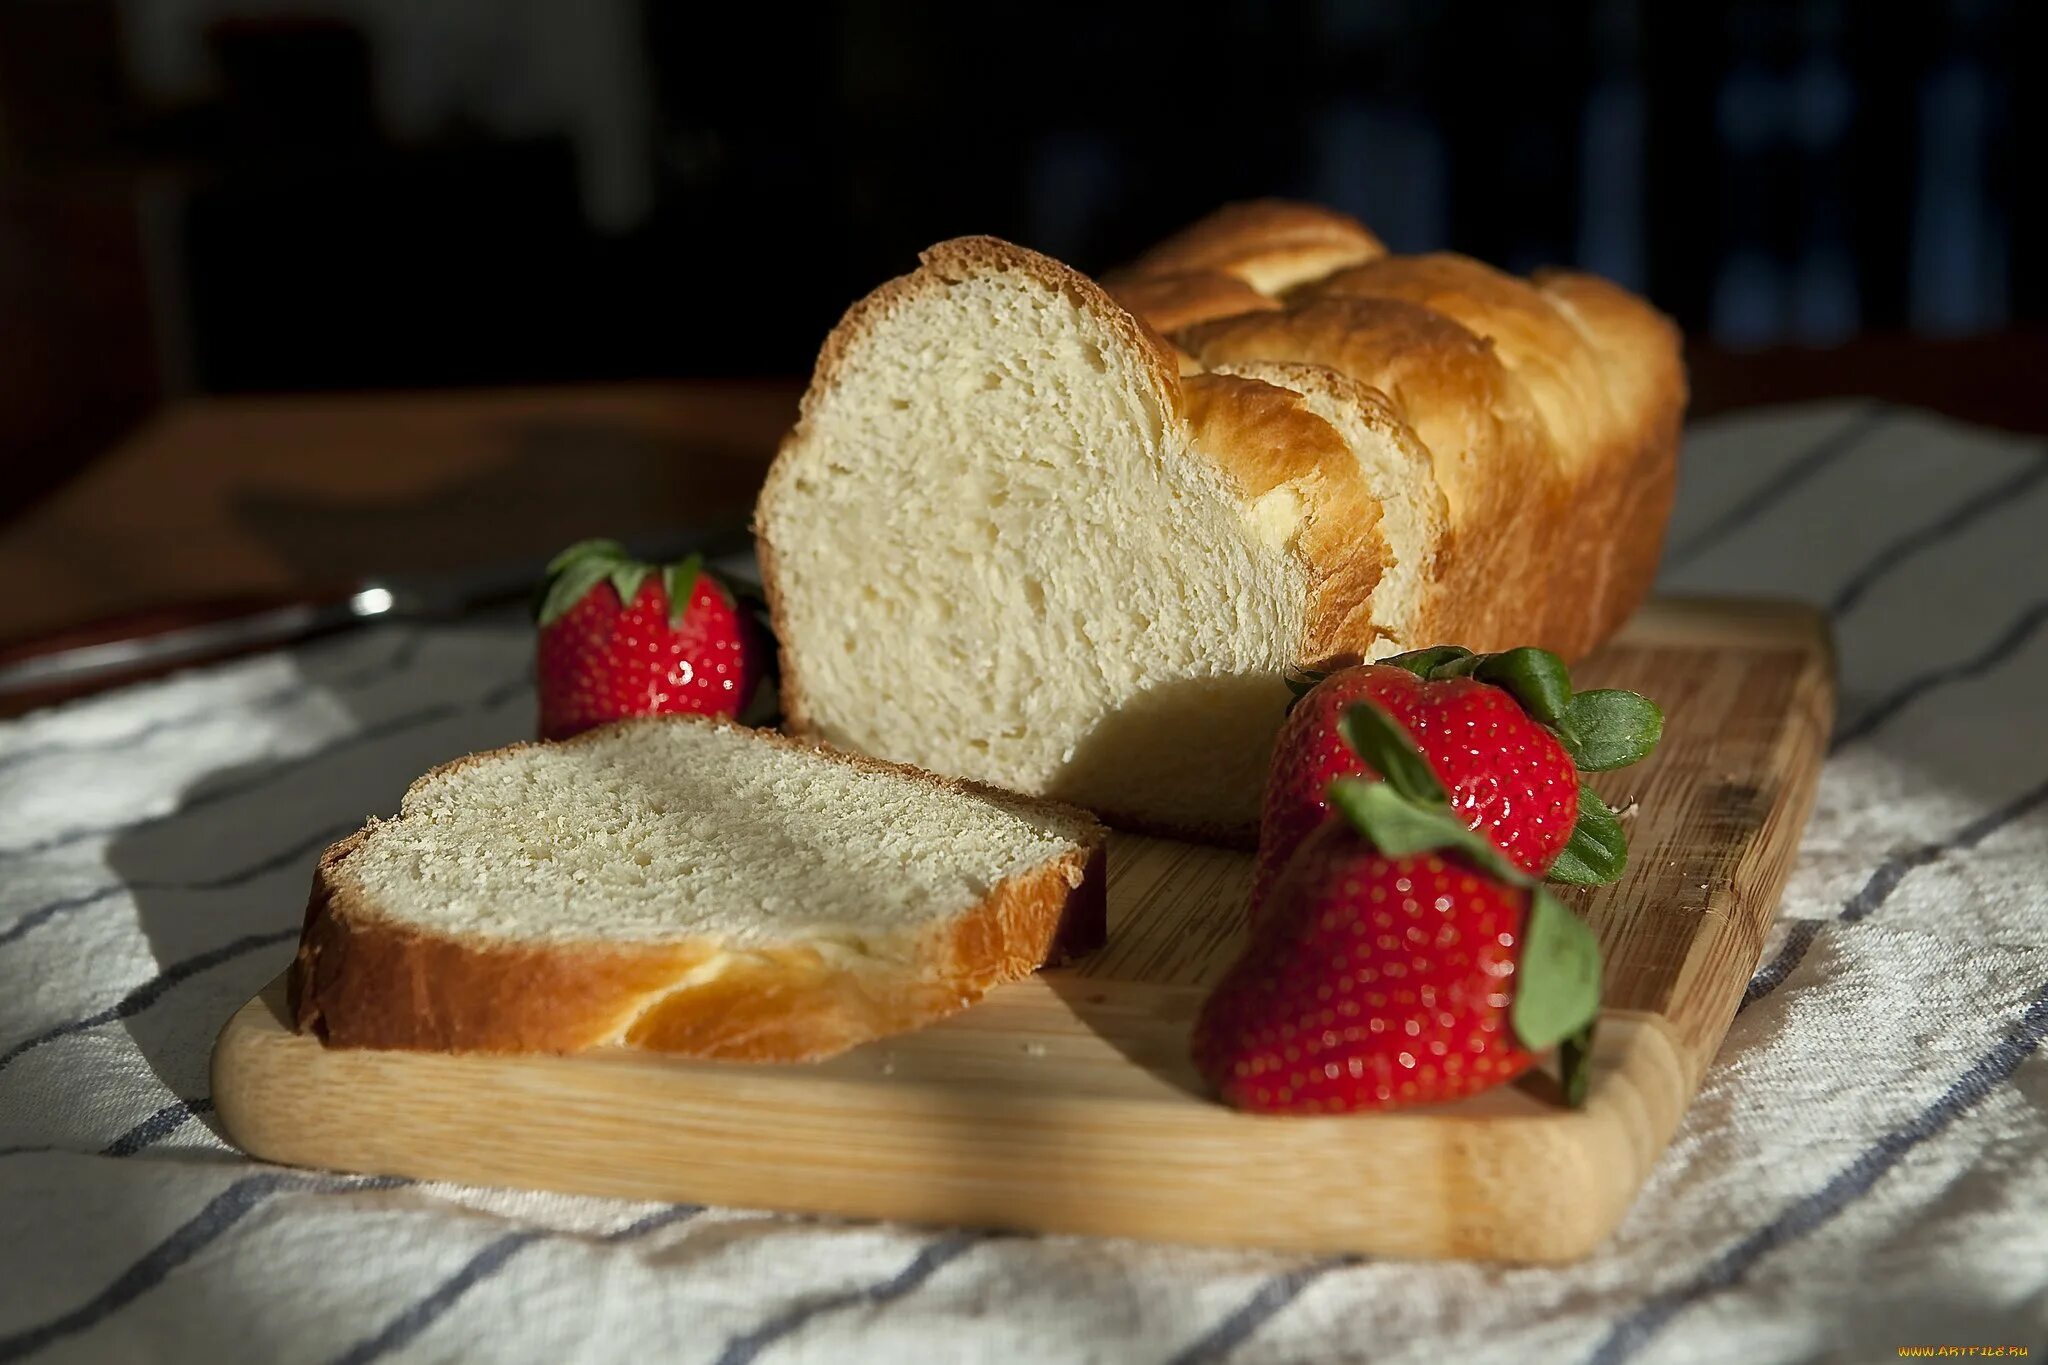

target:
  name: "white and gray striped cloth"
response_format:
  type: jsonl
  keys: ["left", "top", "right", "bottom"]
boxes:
{"left": 4, "top": 401, "right": 2045, "bottom": 1364}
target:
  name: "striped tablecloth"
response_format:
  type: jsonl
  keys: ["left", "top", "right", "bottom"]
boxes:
{"left": 3, "top": 401, "right": 2044, "bottom": 1364}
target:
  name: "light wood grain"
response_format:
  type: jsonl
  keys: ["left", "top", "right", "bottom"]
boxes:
{"left": 212, "top": 597, "right": 1832, "bottom": 1261}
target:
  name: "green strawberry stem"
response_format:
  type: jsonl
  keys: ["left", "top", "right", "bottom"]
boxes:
{"left": 659, "top": 554, "right": 705, "bottom": 627}
{"left": 1469, "top": 647, "right": 1572, "bottom": 725}
{"left": 1283, "top": 667, "right": 1328, "bottom": 708}
{"left": 1377, "top": 644, "right": 1473, "bottom": 679}
{"left": 1337, "top": 701, "right": 1446, "bottom": 805}
{"left": 1328, "top": 778, "right": 1602, "bottom": 1107}
{"left": 1366, "top": 645, "right": 1665, "bottom": 887}
{"left": 1560, "top": 689, "right": 1665, "bottom": 771}
{"left": 1558, "top": 1025, "right": 1595, "bottom": 1108}
{"left": 536, "top": 540, "right": 707, "bottom": 629}
{"left": 1549, "top": 783, "right": 1628, "bottom": 886}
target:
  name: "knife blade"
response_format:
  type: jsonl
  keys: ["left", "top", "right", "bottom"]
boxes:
{"left": 0, "top": 524, "right": 759, "bottom": 701}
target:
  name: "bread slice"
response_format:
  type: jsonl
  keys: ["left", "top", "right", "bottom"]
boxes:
{"left": 1190, "top": 359, "right": 1448, "bottom": 653}
{"left": 289, "top": 715, "right": 1107, "bottom": 1062}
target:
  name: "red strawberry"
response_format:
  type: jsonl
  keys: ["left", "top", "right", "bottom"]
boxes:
{"left": 1259, "top": 665, "right": 1576, "bottom": 903}
{"left": 1253, "top": 646, "right": 1663, "bottom": 918}
{"left": 1195, "top": 781, "right": 1601, "bottom": 1114}
{"left": 535, "top": 539, "right": 768, "bottom": 741}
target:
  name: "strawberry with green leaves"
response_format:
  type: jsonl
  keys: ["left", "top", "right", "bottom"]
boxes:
{"left": 1253, "top": 646, "right": 1663, "bottom": 918}
{"left": 1195, "top": 774, "right": 1604, "bottom": 1114}
{"left": 535, "top": 539, "right": 769, "bottom": 741}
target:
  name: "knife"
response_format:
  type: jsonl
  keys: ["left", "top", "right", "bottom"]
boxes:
{"left": 0, "top": 524, "right": 759, "bottom": 707}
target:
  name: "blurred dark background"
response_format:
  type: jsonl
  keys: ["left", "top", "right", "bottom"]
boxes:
{"left": 2, "top": 0, "right": 2042, "bottom": 518}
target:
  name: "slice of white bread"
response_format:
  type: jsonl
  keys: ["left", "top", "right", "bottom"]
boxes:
{"left": 290, "top": 715, "right": 1106, "bottom": 1061}
{"left": 755, "top": 211, "right": 1683, "bottom": 843}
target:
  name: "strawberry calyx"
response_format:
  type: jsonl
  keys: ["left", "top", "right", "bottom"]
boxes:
{"left": 1328, "top": 777, "right": 1603, "bottom": 1105}
{"left": 536, "top": 538, "right": 709, "bottom": 630}
{"left": 1282, "top": 667, "right": 1327, "bottom": 707}
{"left": 1369, "top": 645, "right": 1663, "bottom": 887}
{"left": 1377, "top": 645, "right": 1662, "bottom": 771}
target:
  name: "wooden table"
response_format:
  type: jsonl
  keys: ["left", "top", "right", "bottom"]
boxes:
{"left": 0, "top": 379, "right": 802, "bottom": 642}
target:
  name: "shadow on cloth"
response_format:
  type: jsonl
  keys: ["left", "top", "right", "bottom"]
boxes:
{"left": 106, "top": 621, "right": 535, "bottom": 1136}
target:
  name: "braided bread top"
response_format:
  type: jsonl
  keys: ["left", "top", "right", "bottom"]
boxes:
{"left": 1108, "top": 201, "right": 1686, "bottom": 660}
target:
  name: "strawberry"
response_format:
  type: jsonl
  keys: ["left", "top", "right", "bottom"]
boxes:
{"left": 534, "top": 539, "right": 768, "bottom": 741}
{"left": 1252, "top": 646, "right": 1663, "bottom": 918}
{"left": 1194, "top": 780, "right": 1602, "bottom": 1114}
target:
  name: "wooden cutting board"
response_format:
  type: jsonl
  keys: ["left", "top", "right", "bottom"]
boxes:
{"left": 212, "top": 597, "right": 1832, "bottom": 1262}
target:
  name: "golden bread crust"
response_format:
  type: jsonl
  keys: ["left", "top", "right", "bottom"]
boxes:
{"left": 1182, "top": 372, "right": 1389, "bottom": 661}
{"left": 289, "top": 716, "right": 1108, "bottom": 1062}
{"left": 1204, "top": 359, "right": 1451, "bottom": 656}
{"left": 1117, "top": 200, "right": 1387, "bottom": 294}
{"left": 1157, "top": 218, "right": 1685, "bottom": 661}
{"left": 753, "top": 205, "right": 1684, "bottom": 841}
{"left": 1104, "top": 270, "right": 1281, "bottom": 334}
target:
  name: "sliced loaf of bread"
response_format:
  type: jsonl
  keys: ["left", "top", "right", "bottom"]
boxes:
{"left": 755, "top": 238, "right": 1494, "bottom": 840}
{"left": 290, "top": 715, "right": 1106, "bottom": 1061}
{"left": 755, "top": 212, "right": 1682, "bottom": 842}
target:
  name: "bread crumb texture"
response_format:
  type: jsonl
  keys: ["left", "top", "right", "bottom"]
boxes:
{"left": 342, "top": 719, "right": 1087, "bottom": 952}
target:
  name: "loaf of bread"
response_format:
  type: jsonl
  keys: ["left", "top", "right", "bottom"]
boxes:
{"left": 755, "top": 203, "right": 1684, "bottom": 841}
{"left": 290, "top": 715, "right": 1106, "bottom": 1061}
